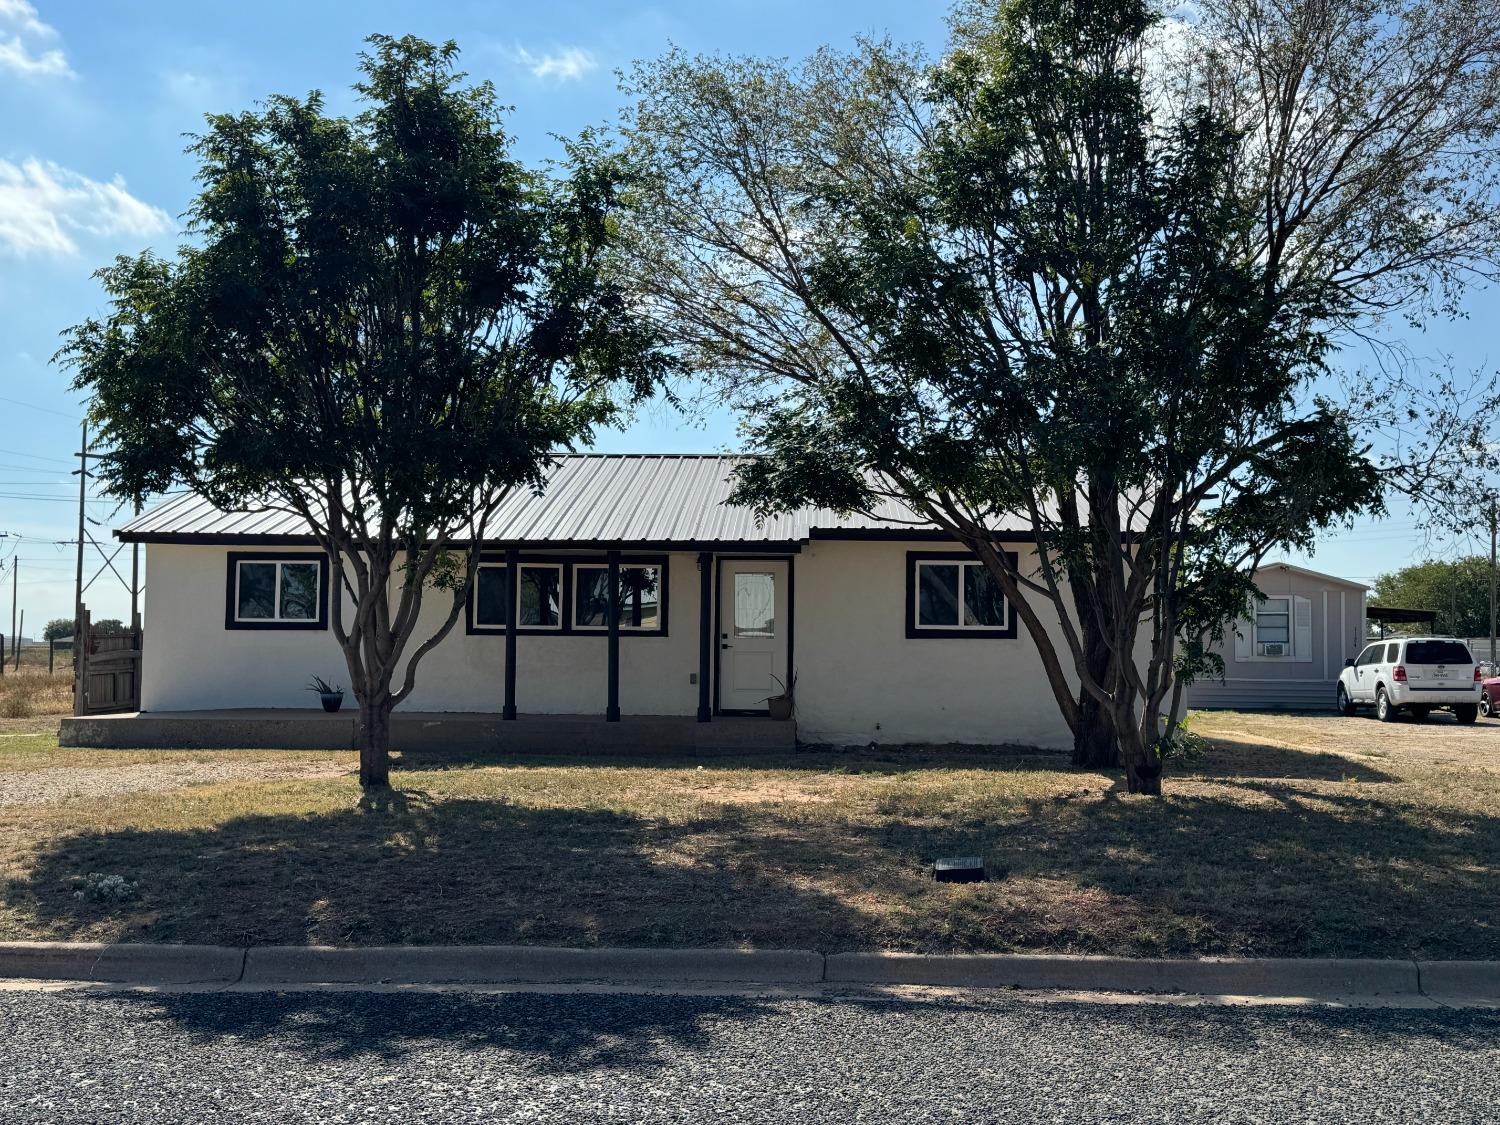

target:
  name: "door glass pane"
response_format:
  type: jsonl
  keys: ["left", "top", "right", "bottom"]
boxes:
{"left": 1386, "top": 642, "right": 1401, "bottom": 663}
{"left": 963, "top": 563, "right": 1006, "bottom": 627}
{"left": 734, "top": 572, "right": 775, "bottom": 637}
{"left": 518, "top": 566, "right": 561, "bottom": 627}
{"left": 475, "top": 566, "right": 509, "bottom": 626}
{"left": 278, "top": 563, "right": 319, "bottom": 619}
{"left": 236, "top": 562, "right": 276, "bottom": 619}
{"left": 917, "top": 564, "right": 959, "bottom": 627}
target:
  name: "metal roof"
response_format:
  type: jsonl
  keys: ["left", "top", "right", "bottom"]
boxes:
{"left": 117, "top": 454, "right": 992, "bottom": 545}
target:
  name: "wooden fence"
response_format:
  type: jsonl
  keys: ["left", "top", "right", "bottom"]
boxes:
{"left": 73, "top": 608, "right": 142, "bottom": 715}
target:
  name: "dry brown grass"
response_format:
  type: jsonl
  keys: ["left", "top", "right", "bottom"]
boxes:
{"left": 0, "top": 709, "right": 1496, "bottom": 958}
{"left": 0, "top": 656, "right": 71, "bottom": 721}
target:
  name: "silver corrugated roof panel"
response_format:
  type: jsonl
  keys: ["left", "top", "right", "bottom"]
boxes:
{"left": 117, "top": 454, "right": 1019, "bottom": 544}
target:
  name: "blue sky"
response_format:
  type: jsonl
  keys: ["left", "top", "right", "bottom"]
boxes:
{"left": 0, "top": 0, "right": 1494, "bottom": 629}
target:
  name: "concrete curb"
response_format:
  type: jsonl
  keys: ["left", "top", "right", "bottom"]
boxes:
{"left": 1418, "top": 961, "right": 1500, "bottom": 1000}
{"left": 0, "top": 942, "right": 244, "bottom": 984}
{"left": 1, "top": 942, "right": 1496, "bottom": 1002}
{"left": 824, "top": 953, "right": 1421, "bottom": 999}
{"left": 241, "top": 946, "right": 825, "bottom": 986}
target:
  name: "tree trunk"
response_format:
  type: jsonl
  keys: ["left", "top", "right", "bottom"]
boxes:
{"left": 355, "top": 696, "right": 392, "bottom": 788}
{"left": 1072, "top": 613, "right": 1120, "bottom": 768}
{"left": 1124, "top": 758, "right": 1163, "bottom": 796}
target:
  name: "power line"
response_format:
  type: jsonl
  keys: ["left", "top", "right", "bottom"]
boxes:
{"left": 0, "top": 395, "right": 77, "bottom": 419}
{"left": 0, "top": 448, "right": 73, "bottom": 465}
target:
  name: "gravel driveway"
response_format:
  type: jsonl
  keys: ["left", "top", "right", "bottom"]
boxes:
{"left": 0, "top": 759, "right": 350, "bottom": 807}
{"left": 0, "top": 988, "right": 1496, "bottom": 1123}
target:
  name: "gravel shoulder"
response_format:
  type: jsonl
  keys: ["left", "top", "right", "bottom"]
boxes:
{"left": 0, "top": 988, "right": 1496, "bottom": 1123}
{"left": 0, "top": 758, "right": 351, "bottom": 807}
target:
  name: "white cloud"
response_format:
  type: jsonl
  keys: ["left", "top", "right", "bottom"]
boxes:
{"left": 0, "top": 0, "right": 70, "bottom": 78}
{"left": 511, "top": 45, "right": 597, "bottom": 82}
{"left": 0, "top": 158, "right": 173, "bottom": 257}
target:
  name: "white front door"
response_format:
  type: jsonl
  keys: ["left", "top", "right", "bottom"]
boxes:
{"left": 719, "top": 559, "right": 789, "bottom": 713}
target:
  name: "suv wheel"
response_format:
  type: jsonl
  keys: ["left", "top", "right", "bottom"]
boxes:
{"left": 1455, "top": 703, "right": 1479, "bottom": 725}
{"left": 1482, "top": 690, "right": 1494, "bottom": 718}
{"left": 1376, "top": 686, "right": 1399, "bottom": 723}
{"left": 1336, "top": 684, "right": 1357, "bottom": 717}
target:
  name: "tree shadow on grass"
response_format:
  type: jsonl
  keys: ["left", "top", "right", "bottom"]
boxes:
{"left": 392, "top": 739, "right": 1394, "bottom": 785}
{"left": 6, "top": 763, "right": 1498, "bottom": 972}
{"left": 105, "top": 987, "right": 775, "bottom": 1069}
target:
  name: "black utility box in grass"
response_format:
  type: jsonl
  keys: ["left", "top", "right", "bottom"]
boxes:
{"left": 933, "top": 856, "right": 985, "bottom": 883}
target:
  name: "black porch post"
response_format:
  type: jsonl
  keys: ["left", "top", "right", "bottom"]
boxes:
{"left": 606, "top": 549, "right": 621, "bottom": 722}
{"left": 502, "top": 548, "right": 518, "bottom": 720}
{"left": 697, "top": 552, "right": 712, "bottom": 722}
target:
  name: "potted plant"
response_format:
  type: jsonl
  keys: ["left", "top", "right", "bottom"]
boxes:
{"left": 764, "top": 670, "right": 797, "bottom": 721}
{"left": 307, "top": 675, "right": 345, "bottom": 713}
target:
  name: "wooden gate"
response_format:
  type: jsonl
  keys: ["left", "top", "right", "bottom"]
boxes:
{"left": 73, "top": 608, "right": 142, "bottom": 715}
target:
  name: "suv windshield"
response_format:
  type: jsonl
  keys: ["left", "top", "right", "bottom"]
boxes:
{"left": 1404, "top": 641, "right": 1472, "bottom": 665}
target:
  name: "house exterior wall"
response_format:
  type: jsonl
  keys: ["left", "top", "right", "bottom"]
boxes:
{"left": 1189, "top": 566, "right": 1366, "bottom": 711}
{"left": 140, "top": 545, "right": 705, "bottom": 716}
{"left": 139, "top": 539, "right": 1117, "bottom": 749}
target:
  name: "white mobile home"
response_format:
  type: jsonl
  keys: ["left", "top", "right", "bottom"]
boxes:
{"left": 79, "top": 454, "right": 1142, "bottom": 750}
{"left": 1189, "top": 561, "right": 1367, "bottom": 712}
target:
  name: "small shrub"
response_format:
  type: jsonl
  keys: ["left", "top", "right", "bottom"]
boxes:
{"left": 71, "top": 872, "right": 141, "bottom": 905}
{"left": 1, "top": 695, "right": 31, "bottom": 719}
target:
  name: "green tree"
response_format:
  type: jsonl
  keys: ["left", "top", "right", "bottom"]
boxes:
{"left": 42, "top": 619, "right": 73, "bottom": 642}
{"left": 1372, "top": 558, "right": 1494, "bottom": 640}
{"left": 62, "top": 36, "right": 670, "bottom": 787}
{"left": 621, "top": 1, "right": 1385, "bottom": 793}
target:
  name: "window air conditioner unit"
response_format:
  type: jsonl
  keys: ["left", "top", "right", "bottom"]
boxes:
{"left": 1259, "top": 642, "right": 1286, "bottom": 657}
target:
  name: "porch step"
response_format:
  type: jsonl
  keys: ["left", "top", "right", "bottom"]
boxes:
{"left": 58, "top": 710, "right": 797, "bottom": 755}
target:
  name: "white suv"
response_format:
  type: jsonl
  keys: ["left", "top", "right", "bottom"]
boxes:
{"left": 1336, "top": 636, "right": 1480, "bottom": 723}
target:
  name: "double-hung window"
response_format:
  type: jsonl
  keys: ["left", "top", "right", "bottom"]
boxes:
{"left": 226, "top": 553, "right": 328, "bottom": 629}
{"left": 906, "top": 552, "right": 1015, "bottom": 638}
{"left": 1254, "top": 597, "right": 1290, "bottom": 655}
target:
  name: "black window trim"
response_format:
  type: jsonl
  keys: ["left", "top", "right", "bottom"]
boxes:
{"left": 225, "top": 551, "right": 330, "bottom": 631}
{"left": 905, "top": 550, "right": 1018, "bottom": 640}
{"left": 465, "top": 552, "right": 670, "bottom": 637}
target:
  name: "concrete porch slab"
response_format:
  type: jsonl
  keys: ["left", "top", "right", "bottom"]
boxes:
{"left": 58, "top": 710, "right": 797, "bottom": 754}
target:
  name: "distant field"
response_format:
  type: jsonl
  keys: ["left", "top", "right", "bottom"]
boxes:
{"left": 0, "top": 648, "right": 70, "bottom": 720}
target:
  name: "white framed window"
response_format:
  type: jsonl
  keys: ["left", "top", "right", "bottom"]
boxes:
{"left": 227, "top": 554, "right": 327, "bottom": 629}
{"left": 1254, "top": 597, "right": 1291, "bottom": 655}
{"left": 573, "top": 564, "right": 663, "bottom": 632}
{"left": 909, "top": 556, "right": 1011, "bottom": 636}
{"left": 516, "top": 564, "right": 564, "bottom": 629}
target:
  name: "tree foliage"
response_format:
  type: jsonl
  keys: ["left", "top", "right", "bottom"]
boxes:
{"left": 61, "top": 36, "right": 670, "bottom": 785}
{"left": 620, "top": 0, "right": 1498, "bottom": 793}
{"left": 1372, "top": 557, "right": 1497, "bottom": 640}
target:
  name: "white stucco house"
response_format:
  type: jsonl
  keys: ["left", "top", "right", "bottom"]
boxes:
{"left": 82, "top": 454, "right": 1109, "bottom": 751}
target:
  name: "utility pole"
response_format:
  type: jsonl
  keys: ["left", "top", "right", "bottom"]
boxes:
{"left": 1490, "top": 501, "right": 1497, "bottom": 665}
{"left": 73, "top": 421, "right": 88, "bottom": 631}
{"left": 9, "top": 556, "right": 16, "bottom": 673}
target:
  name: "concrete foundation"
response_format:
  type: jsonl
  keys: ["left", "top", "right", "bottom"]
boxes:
{"left": 58, "top": 710, "right": 797, "bottom": 754}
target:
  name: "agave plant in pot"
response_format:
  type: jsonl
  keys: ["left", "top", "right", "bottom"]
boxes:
{"left": 307, "top": 675, "right": 345, "bottom": 713}
{"left": 763, "top": 670, "right": 797, "bottom": 721}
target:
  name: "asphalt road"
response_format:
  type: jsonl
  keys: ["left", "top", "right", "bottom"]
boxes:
{"left": 1, "top": 987, "right": 1497, "bottom": 1123}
